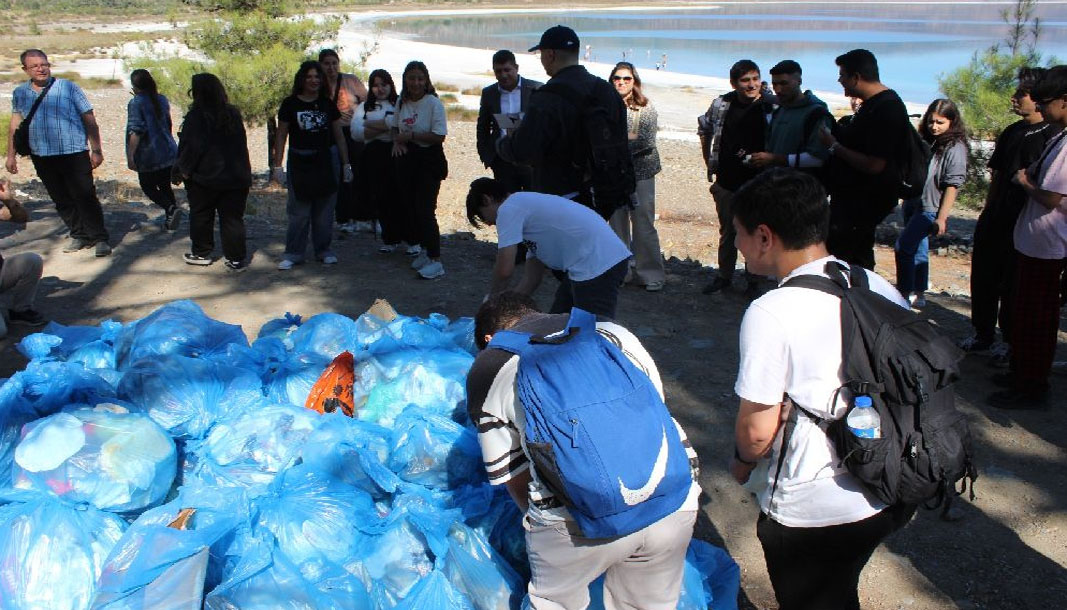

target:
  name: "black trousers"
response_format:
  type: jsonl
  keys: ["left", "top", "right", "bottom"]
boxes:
{"left": 757, "top": 505, "right": 914, "bottom": 610}
{"left": 363, "top": 140, "right": 404, "bottom": 245}
{"left": 969, "top": 209, "right": 1018, "bottom": 343}
{"left": 335, "top": 127, "right": 367, "bottom": 224}
{"left": 490, "top": 158, "right": 533, "bottom": 193}
{"left": 395, "top": 145, "right": 443, "bottom": 259}
{"left": 827, "top": 195, "right": 886, "bottom": 271}
{"left": 31, "top": 151, "right": 109, "bottom": 243}
{"left": 549, "top": 258, "right": 630, "bottom": 320}
{"left": 185, "top": 181, "right": 248, "bottom": 262}
{"left": 137, "top": 167, "right": 176, "bottom": 212}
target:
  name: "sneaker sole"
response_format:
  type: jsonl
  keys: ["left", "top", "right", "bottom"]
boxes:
{"left": 184, "top": 257, "right": 212, "bottom": 266}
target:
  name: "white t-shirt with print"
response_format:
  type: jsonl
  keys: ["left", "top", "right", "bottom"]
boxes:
{"left": 390, "top": 95, "right": 447, "bottom": 147}
{"left": 496, "top": 192, "right": 631, "bottom": 282}
{"left": 1013, "top": 129, "right": 1067, "bottom": 260}
{"left": 734, "top": 256, "right": 908, "bottom": 528}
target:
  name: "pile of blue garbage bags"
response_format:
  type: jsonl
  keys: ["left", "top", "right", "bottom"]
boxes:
{"left": 0, "top": 299, "right": 740, "bottom": 609}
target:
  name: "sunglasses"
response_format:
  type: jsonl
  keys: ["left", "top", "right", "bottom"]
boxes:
{"left": 612, "top": 75, "right": 633, "bottom": 82}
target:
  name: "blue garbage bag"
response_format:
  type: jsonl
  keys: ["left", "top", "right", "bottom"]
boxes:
{"left": 358, "top": 350, "right": 474, "bottom": 426}
{"left": 685, "top": 539, "right": 740, "bottom": 610}
{"left": 443, "top": 317, "right": 477, "bottom": 355}
{"left": 394, "top": 570, "right": 475, "bottom": 610}
{"left": 18, "top": 320, "right": 122, "bottom": 369}
{"left": 300, "top": 414, "right": 401, "bottom": 499}
{"left": 12, "top": 405, "right": 176, "bottom": 513}
{"left": 263, "top": 351, "right": 331, "bottom": 408}
{"left": 117, "top": 354, "right": 264, "bottom": 439}
{"left": 255, "top": 465, "right": 380, "bottom": 568}
{"left": 186, "top": 403, "right": 319, "bottom": 493}
{"left": 256, "top": 313, "right": 302, "bottom": 346}
{"left": 0, "top": 495, "right": 127, "bottom": 610}
{"left": 387, "top": 407, "right": 486, "bottom": 490}
{"left": 460, "top": 486, "right": 528, "bottom": 581}
{"left": 344, "top": 500, "right": 442, "bottom": 607}
{"left": 114, "top": 300, "right": 248, "bottom": 369}
{"left": 443, "top": 522, "right": 524, "bottom": 610}
{"left": 289, "top": 312, "right": 359, "bottom": 359}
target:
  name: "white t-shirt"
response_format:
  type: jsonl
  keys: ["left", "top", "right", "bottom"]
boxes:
{"left": 734, "top": 256, "right": 908, "bottom": 528}
{"left": 390, "top": 95, "right": 447, "bottom": 148}
{"left": 495, "top": 192, "right": 631, "bottom": 281}
{"left": 466, "top": 315, "right": 700, "bottom": 526}
{"left": 350, "top": 100, "right": 395, "bottom": 143}
{"left": 1013, "top": 129, "right": 1067, "bottom": 260}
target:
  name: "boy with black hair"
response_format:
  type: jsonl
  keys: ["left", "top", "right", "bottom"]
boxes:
{"left": 476, "top": 49, "right": 542, "bottom": 193}
{"left": 748, "top": 60, "right": 833, "bottom": 182}
{"left": 728, "top": 168, "right": 913, "bottom": 609}
{"left": 698, "top": 59, "right": 770, "bottom": 295}
{"left": 961, "top": 67, "right": 1057, "bottom": 359}
{"left": 820, "top": 48, "right": 911, "bottom": 270}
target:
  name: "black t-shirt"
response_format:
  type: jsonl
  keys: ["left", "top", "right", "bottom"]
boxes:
{"left": 829, "top": 88, "right": 910, "bottom": 212}
{"left": 278, "top": 95, "right": 340, "bottom": 151}
{"left": 987, "top": 120, "right": 1058, "bottom": 220}
{"left": 716, "top": 95, "right": 767, "bottom": 191}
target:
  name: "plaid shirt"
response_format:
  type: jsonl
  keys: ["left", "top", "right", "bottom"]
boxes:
{"left": 12, "top": 78, "right": 93, "bottom": 157}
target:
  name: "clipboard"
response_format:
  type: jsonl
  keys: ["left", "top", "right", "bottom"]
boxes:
{"left": 494, "top": 112, "right": 524, "bottom": 130}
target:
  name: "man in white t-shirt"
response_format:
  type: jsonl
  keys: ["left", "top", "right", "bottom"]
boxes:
{"left": 727, "top": 169, "right": 914, "bottom": 609}
{"left": 992, "top": 65, "right": 1067, "bottom": 410}
{"left": 466, "top": 291, "right": 700, "bottom": 610}
{"left": 466, "top": 177, "right": 631, "bottom": 318}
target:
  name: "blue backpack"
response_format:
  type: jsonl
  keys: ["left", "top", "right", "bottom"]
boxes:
{"left": 488, "top": 308, "right": 691, "bottom": 538}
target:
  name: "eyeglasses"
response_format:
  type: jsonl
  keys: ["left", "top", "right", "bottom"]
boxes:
{"left": 23, "top": 62, "right": 50, "bottom": 71}
{"left": 612, "top": 75, "right": 633, "bottom": 82}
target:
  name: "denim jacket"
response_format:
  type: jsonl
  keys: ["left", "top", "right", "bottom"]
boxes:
{"left": 126, "top": 94, "right": 178, "bottom": 172}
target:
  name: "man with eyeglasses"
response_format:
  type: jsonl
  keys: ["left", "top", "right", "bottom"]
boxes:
{"left": 5, "top": 49, "right": 111, "bottom": 257}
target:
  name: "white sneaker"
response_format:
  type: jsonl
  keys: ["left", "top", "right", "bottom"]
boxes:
{"left": 322, "top": 255, "right": 338, "bottom": 265}
{"left": 417, "top": 260, "right": 445, "bottom": 279}
{"left": 405, "top": 244, "right": 422, "bottom": 256}
{"left": 411, "top": 251, "right": 431, "bottom": 270}
{"left": 339, "top": 221, "right": 357, "bottom": 234}
{"left": 378, "top": 244, "right": 397, "bottom": 253}
{"left": 355, "top": 220, "right": 374, "bottom": 233}
{"left": 277, "top": 259, "right": 295, "bottom": 270}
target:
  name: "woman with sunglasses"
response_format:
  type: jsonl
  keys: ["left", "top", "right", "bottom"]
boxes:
{"left": 607, "top": 61, "right": 665, "bottom": 292}
{"left": 126, "top": 69, "right": 180, "bottom": 231}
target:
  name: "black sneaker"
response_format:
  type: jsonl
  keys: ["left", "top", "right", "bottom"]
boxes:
{"left": 702, "top": 276, "right": 731, "bottom": 295}
{"left": 94, "top": 241, "right": 112, "bottom": 257}
{"left": 62, "top": 238, "right": 92, "bottom": 253}
{"left": 183, "top": 253, "right": 213, "bottom": 266}
{"left": 8, "top": 308, "right": 46, "bottom": 327}
{"left": 165, "top": 206, "right": 183, "bottom": 231}
{"left": 224, "top": 259, "right": 248, "bottom": 272}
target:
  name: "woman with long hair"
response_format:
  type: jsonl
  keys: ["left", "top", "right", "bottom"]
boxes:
{"left": 272, "top": 60, "right": 352, "bottom": 270}
{"left": 126, "top": 68, "right": 180, "bottom": 230}
{"left": 172, "top": 72, "right": 251, "bottom": 271}
{"left": 351, "top": 69, "right": 408, "bottom": 253}
{"left": 392, "top": 60, "right": 448, "bottom": 279}
{"left": 318, "top": 48, "right": 370, "bottom": 234}
{"left": 894, "top": 98, "right": 969, "bottom": 308}
{"left": 607, "top": 61, "right": 666, "bottom": 292}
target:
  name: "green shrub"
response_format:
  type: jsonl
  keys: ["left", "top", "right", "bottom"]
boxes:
{"left": 0, "top": 112, "right": 9, "bottom": 158}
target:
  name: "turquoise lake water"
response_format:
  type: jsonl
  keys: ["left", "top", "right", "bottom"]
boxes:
{"left": 374, "top": 2, "right": 1067, "bottom": 103}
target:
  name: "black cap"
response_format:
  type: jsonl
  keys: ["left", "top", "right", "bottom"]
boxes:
{"left": 528, "top": 25, "right": 580, "bottom": 52}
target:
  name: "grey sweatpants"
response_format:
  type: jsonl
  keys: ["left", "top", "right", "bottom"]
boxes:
{"left": 525, "top": 508, "right": 696, "bottom": 610}
{"left": 0, "top": 252, "right": 43, "bottom": 338}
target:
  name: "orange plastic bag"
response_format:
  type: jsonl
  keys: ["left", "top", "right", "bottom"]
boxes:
{"left": 305, "top": 351, "right": 356, "bottom": 416}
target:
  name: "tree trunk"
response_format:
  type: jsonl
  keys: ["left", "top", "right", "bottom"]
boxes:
{"left": 266, "top": 116, "right": 277, "bottom": 173}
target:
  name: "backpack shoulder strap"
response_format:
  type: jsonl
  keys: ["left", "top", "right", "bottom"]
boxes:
{"left": 487, "top": 329, "right": 533, "bottom": 355}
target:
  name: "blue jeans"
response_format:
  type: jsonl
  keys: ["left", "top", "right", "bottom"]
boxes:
{"left": 894, "top": 198, "right": 935, "bottom": 294}
{"left": 284, "top": 148, "right": 338, "bottom": 262}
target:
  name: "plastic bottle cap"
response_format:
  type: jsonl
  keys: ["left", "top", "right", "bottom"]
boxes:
{"left": 854, "top": 395, "right": 872, "bottom": 407}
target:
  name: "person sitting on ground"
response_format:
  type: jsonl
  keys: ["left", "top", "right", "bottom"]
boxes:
{"left": 0, "top": 180, "right": 47, "bottom": 334}
{"left": 126, "top": 68, "right": 181, "bottom": 232}
{"left": 466, "top": 177, "right": 631, "bottom": 319}
{"left": 466, "top": 291, "right": 700, "bottom": 610}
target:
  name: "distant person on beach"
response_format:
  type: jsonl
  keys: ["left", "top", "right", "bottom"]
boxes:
{"left": 990, "top": 65, "right": 1067, "bottom": 410}
{"left": 894, "top": 98, "right": 968, "bottom": 310}
{"left": 318, "top": 49, "right": 370, "bottom": 235}
{"left": 466, "top": 177, "right": 631, "bottom": 319}
{"left": 698, "top": 59, "right": 770, "bottom": 297}
{"left": 747, "top": 60, "right": 833, "bottom": 184}
{"left": 272, "top": 60, "right": 353, "bottom": 271}
{"left": 819, "top": 48, "right": 911, "bottom": 270}
{"left": 126, "top": 69, "right": 180, "bottom": 232}
{"left": 0, "top": 179, "right": 47, "bottom": 334}
{"left": 7, "top": 49, "right": 111, "bottom": 257}
{"left": 960, "top": 67, "right": 1056, "bottom": 360}
{"left": 496, "top": 25, "right": 628, "bottom": 215}
{"left": 351, "top": 69, "right": 405, "bottom": 254}
{"left": 608, "top": 61, "right": 666, "bottom": 292}
{"left": 172, "top": 73, "right": 251, "bottom": 271}
{"left": 477, "top": 50, "right": 542, "bottom": 194}
{"left": 392, "top": 60, "right": 449, "bottom": 280}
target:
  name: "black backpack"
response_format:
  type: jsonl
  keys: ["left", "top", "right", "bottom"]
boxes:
{"left": 898, "top": 119, "right": 933, "bottom": 199}
{"left": 780, "top": 261, "right": 977, "bottom": 510}
{"left": 537, "top": 81, "right": 636, "bottom": 219}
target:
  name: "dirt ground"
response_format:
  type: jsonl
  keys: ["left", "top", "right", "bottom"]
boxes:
{"left": 1, "top": 84, "right": 1065, "bottom": 610}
